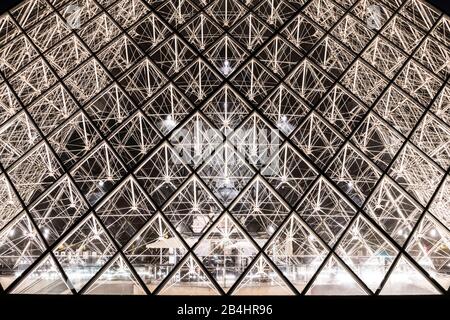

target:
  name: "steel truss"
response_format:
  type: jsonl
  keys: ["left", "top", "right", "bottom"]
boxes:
{"left": 0, "top": 0, "right": 449, "bottom": 296}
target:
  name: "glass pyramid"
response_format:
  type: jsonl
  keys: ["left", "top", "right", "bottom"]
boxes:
{"left": 0, "top": 0, "right": 449, "bottom": 295}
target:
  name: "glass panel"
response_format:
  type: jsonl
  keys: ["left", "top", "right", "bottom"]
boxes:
{"left": 232, "top": 255, "right": 294, "bottom": 295}
{"left": 194, "top": 213, "right": 258, "bottom": 292}
{"left": 306, "top": 255, "right": 367, "bottom": 295}
{"left": 158, "top": 254, "right": 220, "bottom": 296}
{"left": 12, "top": 255, "right": 72, "bottom": 294}
{"left": 85, "top": 255, "right": 145, "bottom": 295}
{"left": 380, "top": 255, "right": 440, "bottom": 295}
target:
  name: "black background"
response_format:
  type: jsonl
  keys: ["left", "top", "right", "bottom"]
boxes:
{"left": 0, "top": 0, "right": 449, "bottom": 319}
{"left": 1, "top": 0, "right": 21, "bottom": 13}
{"left": 428, "top": 0, "right": 450, "bottom": 14}
{"left": 1, "top": 294, "right": 449, "bottom": 319}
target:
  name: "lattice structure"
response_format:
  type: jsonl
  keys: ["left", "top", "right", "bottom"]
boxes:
{"left": 0, "top": 0, "right": 449, "bottom": 296}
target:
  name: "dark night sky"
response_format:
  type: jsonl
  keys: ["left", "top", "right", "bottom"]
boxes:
{"left": 1, "top": 0, "right": 21, "bottom": 13}
{"left": 428, "top": 0, "right": 450, "bottom": 14}
{"left": 0, "top": 0, "right": 21, "bottom": 13}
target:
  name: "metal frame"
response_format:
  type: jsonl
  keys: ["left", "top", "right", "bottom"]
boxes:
{"left": 0, "top": 0, "right": 449, "bottom": 296}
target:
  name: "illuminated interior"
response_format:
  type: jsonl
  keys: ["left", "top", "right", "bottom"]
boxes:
{"left": 0, "top": 0, "right": 449, "bottom": 295}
